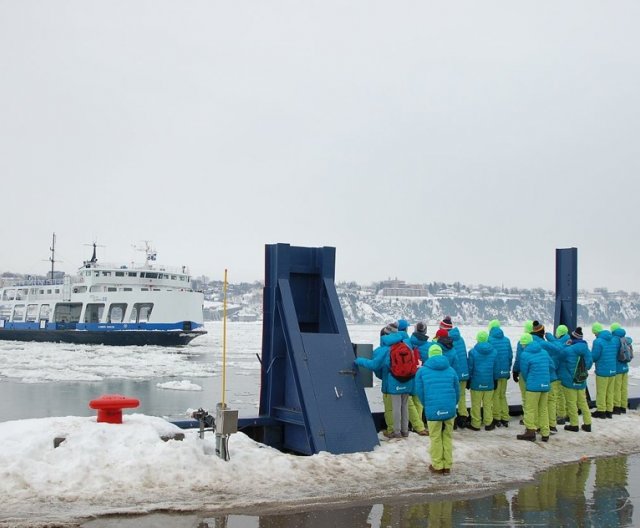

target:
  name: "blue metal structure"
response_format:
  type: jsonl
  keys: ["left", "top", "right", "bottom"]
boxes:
{"left": 554, "top": 247, "right": 578, "bottom": 332}
{"left": 258, "top": 243, "right": 379, "bottom": 455}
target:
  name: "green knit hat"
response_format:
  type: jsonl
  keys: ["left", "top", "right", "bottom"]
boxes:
{"left": 611, "top": 322, "right": 622, "bottom": 332}
{"left": 428, "top": 344, "right": 443, "bottom": 357}
{"left": 488, "top": 319, "right": 501, "bottom": 330}
{"left": 592, "top": 322, "right": 603, "bottom": 335}
{"left": 555, "top": 325, "right": 569, "bottom": 338}
{"left": 523, "top": 320, "right": 533, "bottom": 333}
{"left": 476, "top": 330, "right": 489, "bottom": 343}
{"left": 520, "top": 333, "right": 533, "bottom": 346}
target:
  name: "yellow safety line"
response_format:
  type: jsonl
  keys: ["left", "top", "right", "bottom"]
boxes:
{"left": 222, "top": 268, "right": 228, "bottom": 406}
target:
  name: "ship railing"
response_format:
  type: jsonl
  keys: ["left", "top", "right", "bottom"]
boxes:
{"left": 0, "top": 277, "right": 66, "bottom": 288}
{"left": 80, "top": 262, "right": 190, "bottom": 275}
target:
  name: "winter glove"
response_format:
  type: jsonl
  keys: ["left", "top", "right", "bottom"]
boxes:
{"left": 494, "top": 379, "right": 498, "bottom": 390}
{"left": 512, "top": 371, "right": 519, "bottom": 383}
{"left": 466, "top": 379, "right": 472, "bottom": 390}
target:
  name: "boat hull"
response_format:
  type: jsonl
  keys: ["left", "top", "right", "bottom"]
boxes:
{"left": 0, "top": 328, "right": 207, "bottom": 346}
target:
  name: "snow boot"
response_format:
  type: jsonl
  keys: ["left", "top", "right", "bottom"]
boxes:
{"left": 485, "top": 422, "right": 496, "bottom": 431}
{"left": 468, "top": 424, "right": 481, "bottom": 432}
{"left": 517, "top": 429, "right": 536, "bottom": 441}
{"left": 500, "top": 420, "right": 510, "bottom": 428}
{"left": 492, "top": 419, "right": 502, "bottom": 428}
{"left": 564, "top": 424, "right": 579, "bottom": 432}
{"left": 429, "top": 464, "right": 443, "bottom": 474}
{"left": 581, "top": 424, "right": 592, "bottom": 432}
{"left": 556, "top": 416, "right": 567, "bottom": 425}
{"left": 549, "top": 426, "right": 558, "bottom": 434}
{"left": 613, "top": 407, "right": 622, "bottom": 415}
{"left": 620, "top": 407, "right": 627, "bottom": 414}
{"left": 541, "top": 435, "right": 549, "bottom": 442}
{"left": 605, "top": 411, "right": 613, "bottom": 419}
{"left": 591, "top": 410, "right": 607, "bottom": 419}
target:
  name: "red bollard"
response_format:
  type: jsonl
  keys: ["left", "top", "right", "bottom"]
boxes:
{"left": 89, "top": 394, "right": 140, "bottom": 424}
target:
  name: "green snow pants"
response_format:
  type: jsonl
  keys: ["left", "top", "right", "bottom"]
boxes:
{"left": 384, "top": 393, "right": 426, "bottom": 433}
{"left": 548, "top": 380, "right": 561, "bottom": 427}
{"left": 564, "top": 387, "right": 592, "bottom": 427}
{"left": 428, "top": 418, "right": 454, "bottom": 471}
{"left": 523, "top": 390, "right": 550, "bottom": 437}
{"left": 614, "top": 373, "right": 629, "bottom": 409}
{"left": 457, "top": 380, "right": 469, "bottom": 417}
{"left": 595, "top": 375, "right": 615, "bottom": 413}
{"left": 470, "top": 389, "right": 494, "bottom": 428}
{"left": 492, "top": 378, "right": 509, "bottom": 421}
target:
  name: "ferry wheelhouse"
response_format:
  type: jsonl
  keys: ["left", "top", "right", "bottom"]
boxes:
{"left": 0, "top": 244, "right": 206, "bottom": 346}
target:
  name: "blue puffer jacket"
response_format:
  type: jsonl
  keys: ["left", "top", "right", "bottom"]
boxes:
{"left": 488, "top": 327, "right": 513, "bottom": 379}
{"left": 612, "top": 328, "right": 630, "bottom": 375}
{"left": 520, "top": 341, "right": 551, "bottom": 392}
{"left": 414, "top": 355, "right": 460, "bottom": 421}
{"left": 558, "top": 338, "right": 593, "bottom": 390}
{"left": 448, "top": 327, "right": 469, "bottom": 381}
{"left": 433, "top": 336, "right": 458, "bottom": 372}
{"left": 532, "top": 334, "right": 560, "bottom": 382}
{"left": 513, "top": 341, "right": 525, "bottom": 375}
{"left": 592, "top": 330, "right": 618, "bottom": 377}
{"left": 467, "top": 342, "right": 499, "bottom": 391}
{"left": 410, "top": 332, "right": 432, "bottom": 363}
{"left": 355, "top": 334, "right": 414, "bottom": 394}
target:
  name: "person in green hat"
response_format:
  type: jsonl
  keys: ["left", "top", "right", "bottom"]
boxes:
{"left": 414, "top": 344, "right": 459, "bottom": 474}
{"left": 512, "top": 320, "right": 533, "bottom": 415}
{"left": 610, "top": 323, "right": 633, "bottom": 414}
{"left": 545, "top": 324, "right": 571, "bottom": 426}
{"left": 591, "top": 322, "right": 618, "bottom": 418}
{"left": 467, "top": 330, "right": 499, "bottom": 431}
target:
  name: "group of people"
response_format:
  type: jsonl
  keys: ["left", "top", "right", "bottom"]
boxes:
{"left": 354, "top": 316, "right": 634, "bottom": 475}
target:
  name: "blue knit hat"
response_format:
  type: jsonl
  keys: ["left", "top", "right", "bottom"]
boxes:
{"left": 397, "top": 319, "right": 409, "bottom": 331}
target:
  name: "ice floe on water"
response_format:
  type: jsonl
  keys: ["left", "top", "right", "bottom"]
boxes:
{"left": 156, "top": 380, "right": 203, "bottom": 391}
{"left": 1, "top": 410, "right": 639, "bottom": 527}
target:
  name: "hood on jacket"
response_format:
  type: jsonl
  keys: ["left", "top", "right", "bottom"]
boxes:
{"left": 523, "top": 341, "right": 542, "bottom": 354}
{"left": 489, "top": 327, "right": 505, "bottom": 339}
{"left": 380, "top": 333, "right": 404, "bottom": 347}
{"left": 612, "top": 328, "right": 627, "bottom": 339}
{"left": 597, "top": 330, "right": 613, "bottom": 342}
{"left": 475, "top": 342, "right": 495, "bottom": 355}
{"left": 411, "top": 331, "right": 429, "bottom": 344}
{"left": 448, "top": 327, "right": 461, "bottom": 341}
{"left": 426, "top": 355, "right": 450, "bottom": 371}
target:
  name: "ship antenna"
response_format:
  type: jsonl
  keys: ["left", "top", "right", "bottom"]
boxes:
{"left": 49, "top": 232, "right": 56, "bottom": 279}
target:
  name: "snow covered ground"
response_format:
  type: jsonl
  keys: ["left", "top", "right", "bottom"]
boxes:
{"left": 1, "top": 410, "right": 639, "bottom": 527}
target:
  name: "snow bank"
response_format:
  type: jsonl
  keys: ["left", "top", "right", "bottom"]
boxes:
{"left": 1, "top": 411, "right": 639, "bottom": 526}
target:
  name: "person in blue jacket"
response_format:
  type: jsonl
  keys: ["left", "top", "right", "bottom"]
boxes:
{"left": 433, "top": 328, "right": 458, "bottom": 372}
{"left": 517, "top": 333, "right": 552, "bottom": 442}
{"left": 487, "top": 319, "right": 513, "bottom": 428}
{"left": 512, "top": 320, "right": 534, "bottom": 411}
{"left": 531, "top": 321, "right": 561, "bottom": 433}
{"left": 440, "top": 316, "right": 470, "bottom": 429}
{"left": 414, "top": 344, "right": 459, "bottom": 474}
{"left": 591, "top": 322, "right": 618, "bottom": 418}
{"left": 610, "top": 323, "right": 632, "bottom": 414}
{"left": 467, "top": 330, "right": 499, "bottom": 431}
{"left": 557, "top": 327, "right": 593, "bottom": 432}
{"left": 355, "top": 325, "right": 414, "bottom": 439}
{"left": 546, "top": 324, "right": 570, "bottom": 425}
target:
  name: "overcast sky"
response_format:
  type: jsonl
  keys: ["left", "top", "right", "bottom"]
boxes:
{"left": 1, "top": 2, "right": 638, "bottom": 291}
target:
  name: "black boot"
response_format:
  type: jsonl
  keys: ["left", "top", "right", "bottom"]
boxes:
{"left": 493, "top": 419, "right": 502, "bottom": 428}
{"left": 620, "top": 407, "right": 627, "bottom": 414}
{"left": 592, "top": 410, "right": 607, "bottom": 419}
{"left": 517, "top": 429, "right": 536, "bottom": 441}
{"left": 485, "top": 422, "right": 496, "bottom": 431}
{"left": 613, "top": 407, "right": 622, "bottom": 415}
{"left": 500, "top": 419, "right": 510, "bottom": 428}
{"left": 581, "top": 424, "right": 592, "bottom": 432}
{"left": 541, "top": 435, "right": 549, "bottom": 442}
{"left": 564, "top": 424, "right": 579, "bottom": 432}
{"left": 556, "top": 416, "right": 567, "bottom": 425}
{"left": 605, "top": 411, "right": 613, "bottom": 419}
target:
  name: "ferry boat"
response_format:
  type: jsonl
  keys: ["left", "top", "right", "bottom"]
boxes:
{"left": 0, "top": 240, "right": 206, "bottom": 346}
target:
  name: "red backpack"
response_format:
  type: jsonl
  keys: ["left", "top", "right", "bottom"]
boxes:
{"left": 389, "top": 341, "right": 420, "bottom": 382}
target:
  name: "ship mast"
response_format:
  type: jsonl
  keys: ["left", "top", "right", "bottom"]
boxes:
{"left": 49, "top": 232, "right": 56, "bottom": 280}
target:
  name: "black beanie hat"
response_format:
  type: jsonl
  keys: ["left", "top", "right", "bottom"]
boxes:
{"left": 572, "top": 327, "right": 583, "bottom": 339}
{"left": 415, "top": 321, "right": 427, "bottom": 334}
{"left": 532, "top": 320, "right": 545, "bottom": 335}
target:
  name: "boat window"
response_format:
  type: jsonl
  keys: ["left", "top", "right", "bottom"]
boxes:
{"left": 171, "top": 275, "right": 177, "bottom": 280}
{"left": 53, "top": 303, "right": 82, "bottom": 323}
{"left": 12, "top": 305, "right": 26, "bottom": 322}
{"left": 131, "top": 303, "right": 153, "bottom": 323}
{"left": 17, "top": 289, "right": 28, "bottom": 300}
{"left": 84, "top": 303, "right": 104, "bottom": 323}
{"left": 0, "top": 304, "right": 13, "bottom": 320}
{"left": 47, "top": 289, "right": 52, "bottom": 294}
{"left": 40, "top": 290, "right": 44, "bottom": 294}
{"left": 141, "top": 288, "right": 148, "bottom": 291}
{"left": 3, "top": 289, "right": 16, "bottom": 300}
{"left": 123, "top": 288, "right": 132, "bottom": 292}
{"left": 102, "top": 271, "right": 112, "bottom": 277}
{"left": 127, "top": 272, "right": 137, "bottom": 277}
{"left": 107, "top": 287, "right": 117, "bottom": 292}
{"left": 145, "top": 272, "right": 158, "bottom": 279}
{"left": 39, "top": 304, "right": 50, "bottom": 321}
{"left": 179, "top": 276, "right": 186, "bottom": 281}
{"left": 108, "top": 303, "right": 127, "bottom": 323}
{"left": 55, "top": 289, "right": 60, "bottom": 294}
{"left": 26, "top": 304, "right": 38, "bottom": 322}
{"left": 115, "top": 271, "right": 125, "bottom": 277}
{"left": 94, "top": 272, "right": 99, "bottom": 277}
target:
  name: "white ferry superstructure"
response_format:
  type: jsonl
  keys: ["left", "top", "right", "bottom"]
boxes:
{"left": 0, "top": 244, "right": 206, "bottom": 346}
